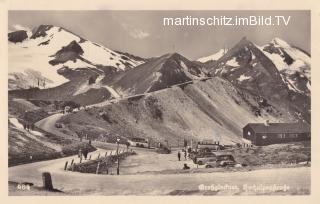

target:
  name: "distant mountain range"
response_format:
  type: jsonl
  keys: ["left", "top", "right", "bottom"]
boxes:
{"left": 8, "top": 24, "right": 311, "bottom": 133}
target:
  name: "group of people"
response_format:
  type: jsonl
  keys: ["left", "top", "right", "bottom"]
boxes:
{"left": 177, "top": 150, "right": 188, "bottom": 161}
{"left": 23, "top": 123, "right": 34, "bottom": 131}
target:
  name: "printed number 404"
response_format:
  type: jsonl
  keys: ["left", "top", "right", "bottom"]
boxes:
{"left": 17, "top": 184, "right": 31, "bottom": 191}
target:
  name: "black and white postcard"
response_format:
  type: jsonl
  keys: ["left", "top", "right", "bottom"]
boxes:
{"left": 2, "top": 0, "right": 320, "bottom": 203}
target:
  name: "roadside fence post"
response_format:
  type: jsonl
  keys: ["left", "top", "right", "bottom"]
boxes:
{"left": 64, "top": 161, "right": 68, "bottom": 171}
{"left": 96, "top": 162, "right": 101, "bottom": 174}
{"left": 42, "top": 172, "right": 54, "bottom": 191}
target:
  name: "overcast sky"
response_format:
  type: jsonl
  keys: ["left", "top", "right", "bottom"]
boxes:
{"left": 8, "top": 10, "right": 310, "bottom": 60}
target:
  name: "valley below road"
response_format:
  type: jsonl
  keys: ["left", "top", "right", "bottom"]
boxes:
{"left": 9, "top": 146, "right": 310, "bottom": 195}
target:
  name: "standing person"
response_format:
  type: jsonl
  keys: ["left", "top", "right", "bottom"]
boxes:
{"left": 177, "top": 151, "right": 181, "bottom": 161}
{"left": 184, "top": 150, "right": 187, "bottom": 160}
{"left": 83, "top": 149, "right": 88, "bottom": 160}
{"left": 78, "top": 149, "right": 82, "bottom": 159}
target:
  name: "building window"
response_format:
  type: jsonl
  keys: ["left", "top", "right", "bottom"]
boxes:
{"left": 289, "top": 133, "right": 298, "bottom": 138}
{"left": 277, "top": 134, "right": 285, "bottom": 139}
{"left": 262, "top": 135, "right": 267, "bottom": 139}
{"left": 247, "top": 131, "right": 251, "bottom": 136}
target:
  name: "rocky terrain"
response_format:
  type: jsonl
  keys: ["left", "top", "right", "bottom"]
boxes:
{"left": 56, "top": 77, "right": 297, "bottom": 146}
{"left": 201, "top": 37, "right": 310, "bottom": 123}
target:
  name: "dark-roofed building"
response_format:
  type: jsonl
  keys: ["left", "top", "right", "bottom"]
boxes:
{"left": 243, "top": 121, "right": 311, "bottom": 146}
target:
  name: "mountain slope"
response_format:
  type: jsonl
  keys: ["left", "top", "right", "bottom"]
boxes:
{"left": 9, "top": 52, "right": 207, "bottom": 105}
{"left": 8, "top": 25, "right": 145, "bottom": 90}
{"left": 104, "top": 53, "right": 207, "bottom": 96}
{"left": 204, "top": 37, "right": 310, "bottom": 123}
{"left": 57, "top": 77, "right": 297, "bottom": 145}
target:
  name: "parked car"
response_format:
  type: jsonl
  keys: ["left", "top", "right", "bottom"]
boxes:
{"left": 55, "top": 123, "right": 63, "bottom": 128}
{"left": 193, "top": 152, "right": 217, "bottom": 165}
{"left": 205, "top": 153, "right": 236, "bottom": 168}
{"left": 128, "top": 137, "right": 149, "bottom": 148}
{"left": 156, "top": 146, "right": 171, "bottom": 154}
{"left": 197, "top": 144, "right": 221, "bottom": 152}
{"left": 188, "top": 151, "right": 197, "bottom": 160}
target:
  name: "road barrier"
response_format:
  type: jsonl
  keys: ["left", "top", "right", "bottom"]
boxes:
{"left": 66, "top": 150, "right": 136, "bottom": 174}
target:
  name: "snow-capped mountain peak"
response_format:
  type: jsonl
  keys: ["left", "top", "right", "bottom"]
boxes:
{"left": 197, "top": 48, "right": 228, "bottom": 63}
{"left": 258, "top": 37, "right": 311, "bottom": 94}
{"left": 199, "top": 37, "right": 311, "bottom": 96}
{"left": 270, "top": 37, "right": 291, "bottom": 48}
{"left": 8, "top": 24, "right": 146, "bottom": 90}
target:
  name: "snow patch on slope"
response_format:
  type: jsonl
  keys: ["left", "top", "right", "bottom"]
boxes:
{"left": 257, "top": 38, "right": 311, "bottom": 95}
{"left": 9, "top": 27, "right": 81, "bottom": 87}
{"left": 9, "top": 117, "right": 44, "bottom": 136}
{"left": 257, "top": 45, "right": 288, "bottom": 71}
{"left": 238, "top": 74, "right": 251, "bottom": 82}
{"left": 73, "top": 75, "right": 121, "bottom": 98}
{"left": 58, "top": 59, "right": 95, "bottom": 69}
{"left": 271, "top": 37, "right": 310, "bottom": 65}
{"left": 9, "top": 25, "right": 145, "bottom": 89}
{"left": 9, "top": 118, "right": 24, "bottom": 129}
{"left": 260, "top": 38, "right": 311, "bottom": 73}
{"left": 226, "top": 57, "right": 240, "bottom": 67}
{"left": 286, "top": 78, "right": 304, "bottom": 93}
{"left": 271, "top": 37, "right": 290, "bottom": 47}
{"left": 197, "top": 49, "right": 228, "bottom": 63}
{"left": 80, "top": 41, "right": 128, "bottom": 70}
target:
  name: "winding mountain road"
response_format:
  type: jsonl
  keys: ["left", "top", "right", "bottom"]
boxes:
{"left": 35, "top": 113, "right": 78, "bottom": 140}
{"left": 9, "top": 158, "right": 310, "bottom": 195}
{"left": 9, "top": 106, "right": 310, "bottom": 195}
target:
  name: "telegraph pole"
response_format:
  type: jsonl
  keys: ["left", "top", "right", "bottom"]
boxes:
{"left": 116, "top": 138, "right": 120, "bottom": 175}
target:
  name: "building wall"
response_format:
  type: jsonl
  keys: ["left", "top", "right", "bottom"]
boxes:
{"left": 243, "top": 126, "right": 256, "bottom": 143}
{"left": 254, "top": 132, "right": 310, "bottom": 146}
